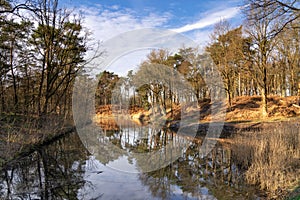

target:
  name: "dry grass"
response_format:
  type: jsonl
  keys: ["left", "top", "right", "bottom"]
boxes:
{"left": 0, "top": 113, "right": 71, "bottom": 166}
{"left": 95, "top": 96, "right": 300, "bottom": 123}
{"left": 231, "top": 122, "right": 300, "bottom": 199}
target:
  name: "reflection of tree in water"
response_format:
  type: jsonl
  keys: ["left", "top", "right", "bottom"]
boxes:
{"left": 83, "top": 119, "right": 135, "bottom": 165}
{"left": 0, "top": 133, "right": 89, "bottom": 199}
{"left": 91, "top": 121, "right": 169, "bottom": 165}
{"left": 139, "top": 166, "right": 176, "bottom": 200}
{"left": 93, "top": 135, "right": 126, "bottom": 165}
{"left": 78, "top": 121, "right": 261, "bottom": 199}
{"left": 139, "top": 139, "right": 258, "bottom": 200}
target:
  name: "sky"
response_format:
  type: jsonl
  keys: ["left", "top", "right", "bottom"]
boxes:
{"left": 61, "top": 0, "right": 245, "bottom": 76}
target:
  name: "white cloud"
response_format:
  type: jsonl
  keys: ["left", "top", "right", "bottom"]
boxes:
{"left": 79, "top": 5, "right": 241, "bottom": 45}
{"left": 172, "top": 7, "right": 240, "bottom": 33}
{"left": 77, "top": 4, "right": 241, "bottom": 76}
{"left": 78, "top": 5, "right": 174, "bottom": 77}
{"left": 87, "top": 28, "right": 197, "bottom": 77}
{"left": 188, "top": 29, "right": 213, "bottom": 47}
{"left": 79, "top": 5, "right": 171, "bottom": 42}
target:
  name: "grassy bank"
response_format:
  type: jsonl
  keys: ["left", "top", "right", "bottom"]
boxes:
{"left": 95, "top": 95, "right": 300, "bottom": 125}
{"left": 0, "top": 113, "right": 74, "bottom": 167}
{"left": 231, "top": 122, "right": 300, "bottom": 199}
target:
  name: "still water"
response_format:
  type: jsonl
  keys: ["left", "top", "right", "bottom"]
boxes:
{"left": 0, "top": 121, "right": 261, "bottom": 200}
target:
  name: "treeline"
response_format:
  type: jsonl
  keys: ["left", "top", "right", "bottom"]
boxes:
{"left": 0, "top": 0, "right": 98, "bottom": 118}
{"left": 96, "top": 0, "right": 299, "bottom": 117}
{"left": 0, "top": 0, "right": 299, "bottom": 118}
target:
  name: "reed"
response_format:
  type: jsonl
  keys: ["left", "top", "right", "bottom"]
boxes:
{"left": 232, "top": 122, "right": 300, "bottom": 199}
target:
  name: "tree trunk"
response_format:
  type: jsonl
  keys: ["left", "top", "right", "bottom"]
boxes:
{"left": 298, "top": 82, "right": 300, "bottom": 105}
{"left": 261, "top": 87, "right": 268, "bottom": 118}
{"left": 280, "top": 64, "right": 286, "bottom": 96}
{"left": 38, "top": 57, "right": 46, "bottom": 115}
{"left": 0, "top": 80, "right": 5, "bottom": 112}
{"left": 10, "top": 39, "right": 18, "bottom": 112}
{"left": 261, "top": 51, "right": 268, "bottom": 118}
{"left": 227, "top": 91, "right": 232, "bottom": 110}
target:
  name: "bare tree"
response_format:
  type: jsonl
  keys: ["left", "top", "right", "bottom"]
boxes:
{"left": 29, "top": 0, "right": 88, "bottom": 115}
{"left": 248, "top": 0, "right": 300, "bottom": 37}
{"left": 244, "top": 0, "right": 284, "bottom": 117}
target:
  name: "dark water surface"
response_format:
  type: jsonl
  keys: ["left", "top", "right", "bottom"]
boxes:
{"left": 0, "top": 123, "right": 262, "bottom": 200}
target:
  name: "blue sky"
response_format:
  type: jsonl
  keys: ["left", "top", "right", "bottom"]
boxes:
{"left": 63, "top": 0, "right": 244, "bottom": 44}
{"left": 62, "top": 0, "right": 244, "bottom": 76}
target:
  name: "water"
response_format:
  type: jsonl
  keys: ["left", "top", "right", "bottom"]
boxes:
{"left": 0, "top": 122, "right": 262, "bottom": 200}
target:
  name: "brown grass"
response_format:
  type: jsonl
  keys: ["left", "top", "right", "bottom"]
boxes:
{"left": 95, "top": 95, "right": 300, "bottom": 123}
{"left": 231, "top": 122, "right": 300, "bottom": 199}
{"left": 226, "top": 95, "right": 300, "bottom": 122}
{"left": 0, "top": 113, "right": 71, "bottom": 166}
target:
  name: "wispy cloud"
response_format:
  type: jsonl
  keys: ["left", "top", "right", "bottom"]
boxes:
{"left": 172, "top": 7, "right": 240, "bottom": 33}
{"left": 79, "top": 4, "right": 241, "bottom": 44}
{"left": 79, "top": 5, "right": 171, "bottom": 41}
{"left": 78, "top": 5, "right": 173, "bottom": 76}
{"left": 188, "top": 29, "right": 213, "bottom": 47}
{"left": 78, "top": 4, "right": 242, "bottom": 76}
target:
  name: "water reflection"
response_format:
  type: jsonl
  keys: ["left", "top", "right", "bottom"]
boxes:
{"left": 0, "top": 121, "right": 261, "bottom": 200}
{"left": 138, "top": 143, "right": 258, "bottom": 200}
{"left": 0, "top": 133, "right": 89, "bottom": 199}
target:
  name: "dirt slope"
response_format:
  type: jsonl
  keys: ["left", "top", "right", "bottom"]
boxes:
{"left": 95, "top": 95, "right": 300, "bottom": 123}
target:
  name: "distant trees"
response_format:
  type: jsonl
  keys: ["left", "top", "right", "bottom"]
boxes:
{"left": 2, "top": 0, "right": 297, "bottom": 119}
{"left": 95, "top": 71, "right": 120, "bottom": 105}
{"left": 130, "top": 50, "right": 171, "bottom": 114}
{"left": 95, "top": 48, "right": 212, "bottom": 115}
{"left": 95, "top": 10, "right": 299, "bottom": 119}
{"left": 275, "top": 19, "right": 300, "bottom": 96}
{"left": 177, "top": 47, "right": 208, "bottom": 102}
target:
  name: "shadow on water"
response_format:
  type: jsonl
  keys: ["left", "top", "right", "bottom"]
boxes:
{"left": 0, "top": 120, "right": 298, "bottom": 199}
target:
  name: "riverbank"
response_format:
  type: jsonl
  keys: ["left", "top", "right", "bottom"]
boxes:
{"left": 95, "top": 95, "right": 300, "bottom": 124}
{"left": 2, "top": 95, "right": 297, "bottom": 166}
{"left": 94, "top": 95, "right": 300, "bottom": 139}
{"left": 0, "top": 113, "right": 74, "bottom": 166}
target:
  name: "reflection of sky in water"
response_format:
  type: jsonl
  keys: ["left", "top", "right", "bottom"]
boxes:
{"left": 78, "top": 124, "right": 217, "bottom": 200}
{"left": 171, "top": 185, "right": 216, "bottom": 200}
{"left": 78, "top": 155, "right": 216, "bottom": 200}
{"left": 108, "top": 155, "right": 139, "bottom": 173}
{"left": 0, "top": 126, "right": 262, "bottom": 199}
{"left": 78, "top": 156, "right": 158, "bottom": 200}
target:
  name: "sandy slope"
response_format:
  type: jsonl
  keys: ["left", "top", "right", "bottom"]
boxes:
{"left": 95, "top": 95, "right": 300, "bottom": 123}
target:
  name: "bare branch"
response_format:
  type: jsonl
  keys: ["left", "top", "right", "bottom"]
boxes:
{"left": 275, "top": 0, "right": 300, "bottom": 11}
